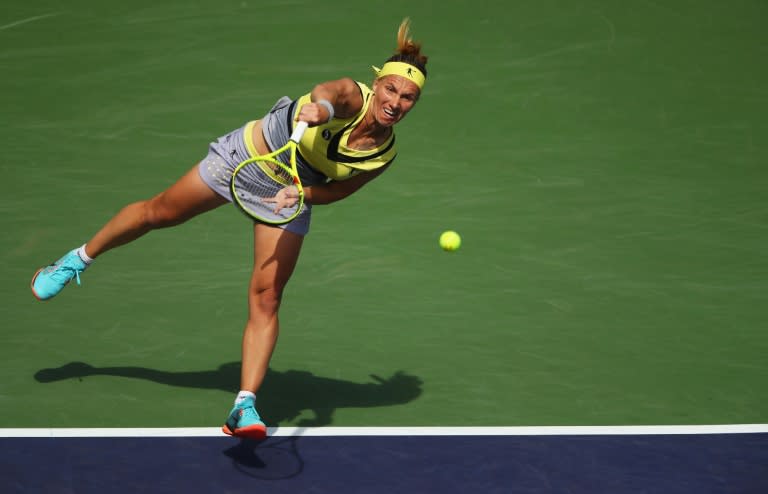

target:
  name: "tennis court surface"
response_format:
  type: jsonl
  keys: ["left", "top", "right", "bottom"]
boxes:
{"left": 2, "top": 0, "right": 766, "bottom": 492}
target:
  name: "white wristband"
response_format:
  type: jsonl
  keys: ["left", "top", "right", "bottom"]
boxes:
{"left": 317, "top": 99, "right": 334, "bottom": 122}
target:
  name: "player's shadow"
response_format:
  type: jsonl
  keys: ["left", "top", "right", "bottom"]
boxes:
{"left": 34, "top": 362, "right": 422, "bottom": 427}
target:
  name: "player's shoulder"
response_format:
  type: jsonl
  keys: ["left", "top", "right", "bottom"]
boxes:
{"left": 335, "top": 78, "right": 369, "bottom": 98}
{"left": 327, "top": 78, "right": 367, "bottom": 118}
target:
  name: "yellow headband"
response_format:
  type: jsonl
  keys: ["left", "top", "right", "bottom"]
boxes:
{"left": 371, "top": 61, "right": 426, "bottom": 89}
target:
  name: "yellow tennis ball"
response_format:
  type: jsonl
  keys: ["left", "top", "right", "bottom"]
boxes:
{"left": 439, "top": 230, "right": 461, "bottom": 251}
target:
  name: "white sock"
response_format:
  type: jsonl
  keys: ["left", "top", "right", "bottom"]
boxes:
{"left": 76, "top": 244, "right": 94, "bottom": 264}
{"left": 234, "top": 390, "right": 256, "bottom": 406}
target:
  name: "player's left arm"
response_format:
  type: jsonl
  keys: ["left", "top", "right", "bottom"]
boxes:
{"left": 303, "top": 163, "right": 391, "bottom": 205}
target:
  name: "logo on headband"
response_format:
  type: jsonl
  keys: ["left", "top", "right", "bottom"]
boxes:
{"left": 371, "top": 62, "right": 425, "bottom": 89}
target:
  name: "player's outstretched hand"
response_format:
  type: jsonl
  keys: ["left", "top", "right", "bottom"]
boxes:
{"left": 263, "top": 185, "right": 300, "bottom": 213}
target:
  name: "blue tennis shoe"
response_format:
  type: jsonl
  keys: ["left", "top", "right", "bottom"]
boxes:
{"left": 222, "top": 397, "right": 267, "bottom": 440}
{"left": 31, "top": 249, "right": 88, "bottom": 301}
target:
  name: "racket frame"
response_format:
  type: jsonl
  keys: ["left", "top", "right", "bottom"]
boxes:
{"left": 230, "top": 121, "right": 309, "bottom": 225}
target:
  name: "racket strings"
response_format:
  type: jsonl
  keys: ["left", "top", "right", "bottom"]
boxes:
{"left": 253, "top": 158, "right": 293, "bottom": 185}
{"left": 231, "top": 159, "right": 301, "bottom": 223}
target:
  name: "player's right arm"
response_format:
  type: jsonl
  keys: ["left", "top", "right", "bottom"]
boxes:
{"left": 296, "top": 78, "right": 364, "bottom": 125}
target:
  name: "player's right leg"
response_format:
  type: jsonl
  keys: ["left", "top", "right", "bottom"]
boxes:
{"left": 31, "top": 165, "right": 228, "bottom": 301}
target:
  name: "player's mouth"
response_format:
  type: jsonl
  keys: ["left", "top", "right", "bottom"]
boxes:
{"left": 381, "top": 107, "right": 399, "bottom": 123}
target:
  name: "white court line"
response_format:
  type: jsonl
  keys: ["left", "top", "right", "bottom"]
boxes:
{"left": 1, "top": 425, "right": 767, "bottom": 438}
{"left": 0, "top": 13, "right": 61, "bottom": 32}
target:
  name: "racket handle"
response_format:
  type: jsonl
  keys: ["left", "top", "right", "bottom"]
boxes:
{"left": 290, "top": 121, "right": 309, "bottom": 143}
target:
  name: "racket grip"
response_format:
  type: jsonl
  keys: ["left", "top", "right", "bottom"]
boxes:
{"left": 290, "top": 121, "right": 309, "bottom": 143}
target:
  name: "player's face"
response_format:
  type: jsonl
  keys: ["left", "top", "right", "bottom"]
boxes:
{"left": 371, "top": 75, "right": 420, "bottom": 127}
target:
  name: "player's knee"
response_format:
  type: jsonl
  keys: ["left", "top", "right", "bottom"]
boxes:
{"left": 143, "top": 196, "right": 186, "bottom": 229}
{"left": 249, "top": 285, "right": 284, "bottom": 315}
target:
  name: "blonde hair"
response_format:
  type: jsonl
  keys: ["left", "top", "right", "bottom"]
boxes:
{"left": 387, "top": 17, "right": 428, "bottom": 76}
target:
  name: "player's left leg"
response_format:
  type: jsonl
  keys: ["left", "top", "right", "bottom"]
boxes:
{"left": 222, "top": 222, "right": 305, "bottom": 439}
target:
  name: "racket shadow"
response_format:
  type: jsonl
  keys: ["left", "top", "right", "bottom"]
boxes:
{"left": 222, "top": 429, "right": 309, "bottom": 480}
{"left": 33, "top": 362, "right": 423, "bottom": 427}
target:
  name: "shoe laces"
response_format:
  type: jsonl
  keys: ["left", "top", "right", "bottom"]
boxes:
{"left": 48, "top": 256, "right": 85, "bottom": 285}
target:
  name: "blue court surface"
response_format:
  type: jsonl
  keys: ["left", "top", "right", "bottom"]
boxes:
{"left": 2, "top": 427, "right": 766, "bottom": 493}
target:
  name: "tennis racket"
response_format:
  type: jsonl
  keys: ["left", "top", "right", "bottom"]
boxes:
{"left": 230, "top": 120, "right": 308, "bottom": 224}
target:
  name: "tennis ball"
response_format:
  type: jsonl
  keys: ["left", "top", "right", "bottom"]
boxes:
{"left": 439, "top": 230, "right": 461, "bottom": 251}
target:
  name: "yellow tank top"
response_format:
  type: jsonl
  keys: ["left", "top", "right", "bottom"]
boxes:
{"left": 292, "top": 82, "right": 397, "bottom": 181}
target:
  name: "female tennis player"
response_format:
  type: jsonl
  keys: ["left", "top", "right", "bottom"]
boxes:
{"left": 30, "top": 18, "right": 428, "bottom": 439}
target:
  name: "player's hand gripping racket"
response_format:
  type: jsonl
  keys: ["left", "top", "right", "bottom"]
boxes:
{"left": 230, "top": 120, "right": 308, "bottom": 224}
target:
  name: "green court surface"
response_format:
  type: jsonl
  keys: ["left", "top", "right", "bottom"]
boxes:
{"left": 1, "top": 1, "right": 766, "bottom": 429}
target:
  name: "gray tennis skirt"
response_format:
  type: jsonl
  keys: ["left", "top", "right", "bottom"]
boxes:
{"left": 198, "top": 97, "right": 326, "bottom": 236}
